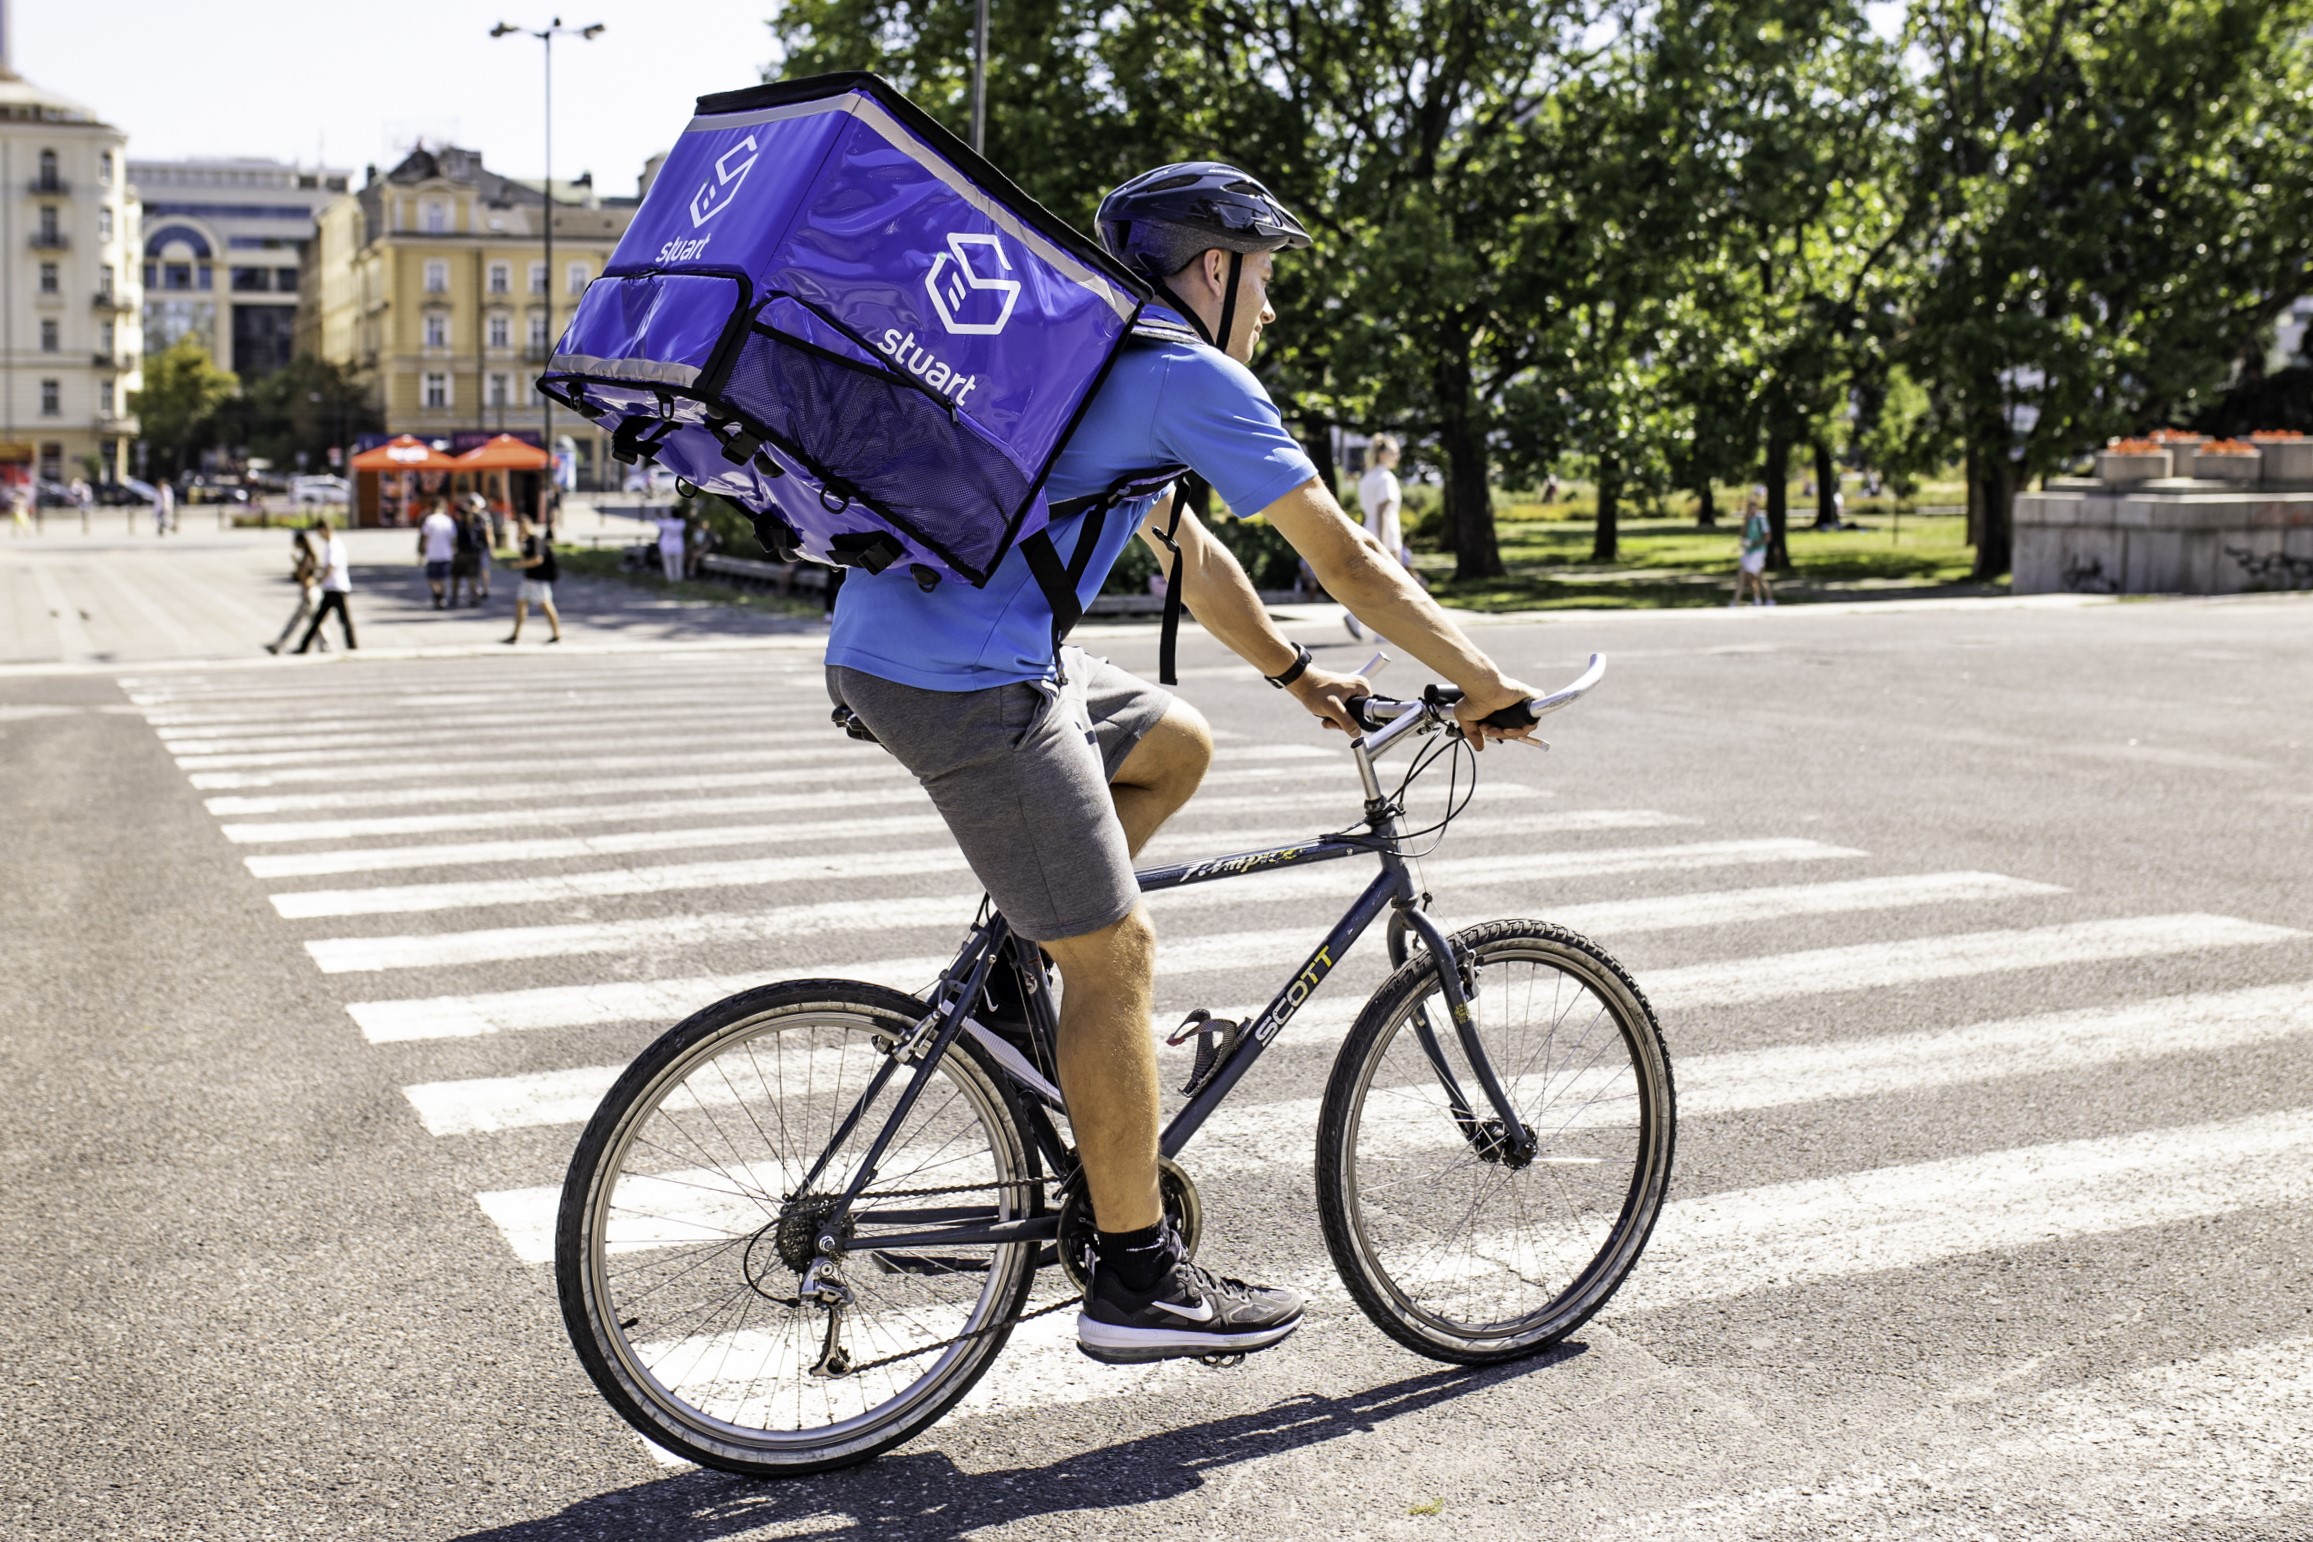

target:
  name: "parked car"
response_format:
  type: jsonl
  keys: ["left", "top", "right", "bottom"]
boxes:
{"left": 95, "top": 477, "right": 159, "bottom": 506}
{"left": 33, "top": 479, "right": 75, "bottom": 507}
{"left": 291, "top": 474, "right": 351, "bottom": 507}
{"left": 182, "top": 474, "right": 249, "bottom": 505}
{"left": 622, "top": 464, "right": 682, "bottom": 498}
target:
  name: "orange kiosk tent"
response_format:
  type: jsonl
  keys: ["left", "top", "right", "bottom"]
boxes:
{"left": 350, "top": 435, "right": 460, "bottom": 528}
{"left": 453, "top": 434, "right": 551, "bottom": 527}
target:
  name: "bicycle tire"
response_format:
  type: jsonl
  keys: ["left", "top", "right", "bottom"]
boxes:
{"left": 557, "top": 979, "right": 1040, "bottom": 1476}
{"left": 1315, "top": 920, "right": 1674, "bottom": 1364}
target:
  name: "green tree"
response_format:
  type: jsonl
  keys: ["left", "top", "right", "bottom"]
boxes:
{"left": 1902, "top": 0, "right": 2313, "bottom": 577}
{"left": 133, "top": 336, "right": 237, "bottom": 478}
{"left": 203, "top": 356, "right": 381, "bottom": 473}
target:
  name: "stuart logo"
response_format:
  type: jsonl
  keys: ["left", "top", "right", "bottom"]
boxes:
{"left": 924, "top": 232, "right": 1021, "bottom": 336}
{"left": 687, "top": 135, "right": 759, "bottom": 228}
{"left": 877, "top": 329, "right": 980, "bottom": 405}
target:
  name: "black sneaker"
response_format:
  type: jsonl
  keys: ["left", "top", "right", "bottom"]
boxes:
{"left": 1078, "top": 1229, "right": 1304, "bottom": 1364}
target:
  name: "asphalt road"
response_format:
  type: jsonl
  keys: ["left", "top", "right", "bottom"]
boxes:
{"left": 3, "top": 592, "right": 2309, "bottom": 1541}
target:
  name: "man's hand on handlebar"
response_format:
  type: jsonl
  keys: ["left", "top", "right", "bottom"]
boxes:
{"left": 1286, "top": 663, "right": 1372, "bottom": 736}
{"left": 1452, "top": 673, "right": 1544, "bottom": 752}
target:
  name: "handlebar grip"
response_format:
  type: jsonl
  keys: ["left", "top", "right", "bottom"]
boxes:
{"left": 1345, "top": 696, "right": 1388, "bottom": 734}
{"left": 1481, "top": 700, "right": 1540, "bottom": 730}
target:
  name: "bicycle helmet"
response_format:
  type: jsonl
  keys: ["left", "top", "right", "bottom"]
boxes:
{"left": 1096, "top": 162, "right": 1311, "bottom": 282}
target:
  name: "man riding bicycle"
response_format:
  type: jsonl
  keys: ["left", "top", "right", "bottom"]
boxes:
{"left": 824, "top": 163, "right": 1541, "bottom": 1365}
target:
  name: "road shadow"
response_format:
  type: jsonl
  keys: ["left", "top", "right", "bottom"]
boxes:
{"left": 456, "top": 1346, "right": 1586, "bottom": 1542}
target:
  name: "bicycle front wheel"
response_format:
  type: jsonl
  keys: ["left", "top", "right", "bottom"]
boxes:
{"left": 1316, "top": 920, "right": 1674, "bottom": 1363}
{"left": 556, "top": 980, "right": 1039, "bottom": 1476}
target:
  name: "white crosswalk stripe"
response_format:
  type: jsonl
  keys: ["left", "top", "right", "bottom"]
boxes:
{"left": 217, "top": 781, "right": 1547, "bottom": 845}
{"left": 128, "top": 657, "right": 2313, "bottom": 1488}
{"left": 299, "top": 841, "right": 1866, "bottom": 969}
{"left": 248, "top": 806, "right": 1685, "bottom": 880}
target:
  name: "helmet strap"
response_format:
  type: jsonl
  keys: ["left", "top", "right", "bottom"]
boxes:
{"left": 1152, "top": 248, "right": 1245, "bottom": 354}
{"left": 1214, "top": 249, "right": 1245, "bottom": 358}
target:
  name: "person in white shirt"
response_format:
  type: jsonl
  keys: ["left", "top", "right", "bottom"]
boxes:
{"left": 1345, "top": 433, "right": 1413, "bottom": 639}
{"left": 417, "top": 500, "right": 458, "bottom": 609}
{"left": 295, "top": 518, "right": 358, "bottom": 652}
{"left": 654, "top": 511, "right": 688, "bottom": 583}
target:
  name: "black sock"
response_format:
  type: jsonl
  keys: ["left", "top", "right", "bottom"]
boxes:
{"left": 1094, "top": 1221, "right": 1171, "bottom": 1293}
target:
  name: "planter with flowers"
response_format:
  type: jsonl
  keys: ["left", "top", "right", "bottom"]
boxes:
{"left": 2095, "top": 438, "right": 2171, "bottom": 484}
{"left": 2189, "top": 439, "right": 2263, "bottom": 483}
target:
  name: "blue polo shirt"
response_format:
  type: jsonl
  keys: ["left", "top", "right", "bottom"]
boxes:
{"left": 825, "top": 311, "right": 1318, "bottom": 690}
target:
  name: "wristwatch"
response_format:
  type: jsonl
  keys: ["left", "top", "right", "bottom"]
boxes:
{"left": 1265, "top": 642, "right": 1314, "bottom": 689}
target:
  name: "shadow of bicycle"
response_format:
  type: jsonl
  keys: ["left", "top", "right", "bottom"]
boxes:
{"left": 456, "top": 1345, "right": 1586, "bottom": 1541}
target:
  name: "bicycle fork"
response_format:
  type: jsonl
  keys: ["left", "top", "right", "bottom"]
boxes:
{"left": 1387, "top": 892, "right": 1540, "bottom": 1169}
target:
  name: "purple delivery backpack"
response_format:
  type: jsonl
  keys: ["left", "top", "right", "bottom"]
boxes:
{"left": 538, "top": 71, "right": 1177, "bottom": 641}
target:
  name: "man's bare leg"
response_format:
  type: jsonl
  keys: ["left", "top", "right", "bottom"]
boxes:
{"left": 1041, "top": 907, "right": 1161, "bottom": 1231}
{"left": 1109, "top": 700, "right": 1211, "bottom": 855}
{"left": 1034, "top": 701, "right": 1212, "bottom": 1232}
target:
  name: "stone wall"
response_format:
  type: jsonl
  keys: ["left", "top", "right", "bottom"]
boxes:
{"left": 2014, "top": 483, "right": 2313, "bottom": 595}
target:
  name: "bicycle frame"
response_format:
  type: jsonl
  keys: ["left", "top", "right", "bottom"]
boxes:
{"left": 817, "top": 714, "right": 1540, "bottom": 1262}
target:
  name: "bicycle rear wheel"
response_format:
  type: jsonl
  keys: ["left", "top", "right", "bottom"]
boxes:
{"left": 1315, "top": 920, "right": 1674, "bottom": 1363}
{"left": 556, "top": 980, "right": 1039, "bottom": 1475}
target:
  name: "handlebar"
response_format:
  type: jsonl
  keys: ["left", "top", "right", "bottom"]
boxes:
{"left": 1347, "top": 653, "right": 1607, "bottom": 745}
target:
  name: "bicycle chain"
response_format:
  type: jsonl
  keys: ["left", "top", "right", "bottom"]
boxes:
{"left": 777, "top": 1174, "right": 1070, "bottom": 1381}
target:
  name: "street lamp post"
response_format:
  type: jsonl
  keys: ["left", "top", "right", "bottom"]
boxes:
{"left": 971, "top": 0, "right": 989, "bottom": 154}
{"left": 491, "top": 16, "right": 603, "bottom": 505}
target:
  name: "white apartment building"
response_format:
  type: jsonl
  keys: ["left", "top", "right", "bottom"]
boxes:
{"left": 0, "top": 60, "right": 139, "bottom": 484}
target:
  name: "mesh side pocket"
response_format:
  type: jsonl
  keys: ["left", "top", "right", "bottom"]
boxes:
{"left": 718, "top": 327, "right": 1031, "bottom": 582}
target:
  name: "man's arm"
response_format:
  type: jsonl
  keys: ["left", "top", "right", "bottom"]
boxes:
{"left": 1253, "top": 477, "right": 1538, "bottom": 745}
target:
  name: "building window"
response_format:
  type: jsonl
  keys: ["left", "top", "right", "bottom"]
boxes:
{"left": 275, "top": 268, "right": 299, "bottom": 292}
{"left": 37, "top": 206, "right": 59, "bottom": 243}
{"left": 98, "top": 151, "right": 113, "bottom": 186}
{"left": 529, "top": 260, "right": 547, "bottom": 295}
{"left": 38, "top": 262, "right": 58, "bottom": 295}
{"left": 36, "top": 149, "right": 57, "bottom": 191}
{"left": 423, "top": 201, "right": 447, "bottom": 234}
{"left": 98, "top": 207, "right": 113, "bottom": 243}
{"left": 487, "top": 261, "right": 510, "bottom": 295}
{"left": 40, "top": 381, "right": 60, "bottom": 417}
{"left": 230, "top": 266, "right": 271, "bottom": 293}
{"left": 423, "top": 312, "right": 448, "bottom": 349}
{"left": 489, "top": 372, "right": 510, "bottom": 408}
{"left": 39, "top": 319, "right": 57, "bottom": 353}
{"left": 97, "top": 264, "right": 113, "bottom": 298}
{"left": 161, "top": 262, "right": 192, "bottom": 291}
{"left": 566, "top": 261, "right": 589, "bottom": 295}
{"left": 99, "top": 321, "right": 114, "bottom": 355}
{"left": 528, "top": 311, "right": 549, "bottom": 352}
{"left": 423, "top": 259, "right": 449, "bottom": 294}
{"left": 423, "top": 372, "right": 451, "bottom": 409}
{"left": 39, "top": 443, "right": 62, "bottom": 481}
{"left": 487, "top": 312, "right": 510, "bottom": 349}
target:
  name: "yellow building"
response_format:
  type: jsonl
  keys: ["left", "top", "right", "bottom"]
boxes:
{"left": 306, "top": 145, "right": 639, "bottom": 487}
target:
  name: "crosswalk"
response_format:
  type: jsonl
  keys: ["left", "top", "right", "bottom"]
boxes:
{"left": 123, "top": 651, "right": 2313, "bottom": 1494}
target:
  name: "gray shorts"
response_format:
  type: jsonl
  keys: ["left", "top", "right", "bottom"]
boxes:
{"left": 826, "top": 648, "right": 1171, "bottom": 941}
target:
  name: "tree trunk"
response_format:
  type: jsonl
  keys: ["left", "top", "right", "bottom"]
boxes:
{"left": 1763, "top": 431, "right": 1792, "bottom": 570}
{"left": 1695, "top": 477, "right": 1717, "bottom": 528}
{"left": 1971, "top": 448, "right": 2014, "bottom": 579}
{"left": 1436, "top": 385, "right": 1503, "bottom": 581}
{"left": 1302, "top": 414, "right": 1339, "bottom": 504}
{"left": 1812, "top": 440, "right": 1838, "bottom": 528}
{"left": 1592, "top": 451, "right": 1622, "bottom": 562}
{"left": 1964, "top": 443, "right": 1983, "bottom": 547}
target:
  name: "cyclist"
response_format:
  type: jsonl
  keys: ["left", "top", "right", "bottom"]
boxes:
{"left": 824, "top": 162, "right": 1541, "bottom": 1366}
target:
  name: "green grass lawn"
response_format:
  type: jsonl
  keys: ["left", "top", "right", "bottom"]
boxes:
{"left": 1421, "top": 478, "right": 1994, "bottom": 611}
{"left": 553, "top": 545, "right": 823, "bottom": 619}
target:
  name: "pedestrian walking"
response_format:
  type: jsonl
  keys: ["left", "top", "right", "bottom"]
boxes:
{"left": 654, "top": 509, "right": 688, "bottom": 582}
{"left": 264, "top": 529, "right": 329, "bottom": 654}
{"left": 503, "top": 514, "right": 563, "bottom": 645}
{"left": 1345, "top": 433, "right": 1415, "bottom": 639}
{"left": 68, "top": 476, "right": 91, "bottom": 533}
{"left": 295, "top": 518, "right": 358, "bottom": 651}
{"left": 418, "top": 499, "right": 458, "bottom": 608}
{"left": 7, "top": 481, "right": 28, "bottom": 536}
{"left": 1733, "top": 487, "right": 1775, "bottom": 607}
{"left": 451, "top": 497, "right": 489, "bottom": 606}
{"left": 154, "top": 479, "right": 176, "bottom": 537}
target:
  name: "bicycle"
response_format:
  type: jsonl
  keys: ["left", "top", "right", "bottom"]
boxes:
{"left": 555, "top": 653, "right": 1675, "bottom": 1475}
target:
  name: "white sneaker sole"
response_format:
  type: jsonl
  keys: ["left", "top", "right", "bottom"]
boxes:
{"left": 1075, "top": 1311, "right": 1302, "bottom": 1365}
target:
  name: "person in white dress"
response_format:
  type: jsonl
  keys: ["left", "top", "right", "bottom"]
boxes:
{"left": 1345, "top": 434, "right": 1414, "bottom": 639}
